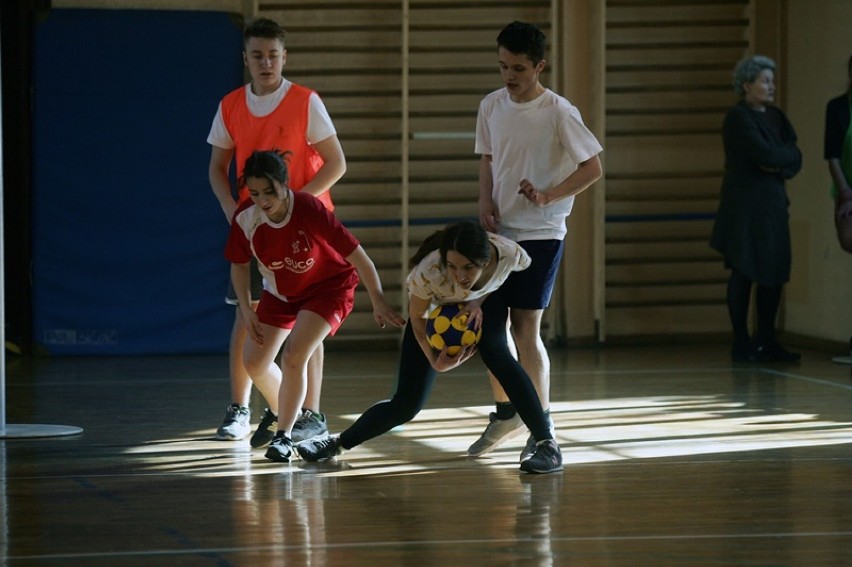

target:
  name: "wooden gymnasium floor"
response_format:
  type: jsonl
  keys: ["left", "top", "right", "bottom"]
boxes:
{"left": 3, "top": 340, "right": 852, "bottom": 566}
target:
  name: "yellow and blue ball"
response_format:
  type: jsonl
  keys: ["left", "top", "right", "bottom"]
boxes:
{"left": 425, "top": 303, "right": 482, "bottom": 356}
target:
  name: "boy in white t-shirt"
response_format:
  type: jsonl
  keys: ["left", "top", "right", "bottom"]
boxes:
{"left": 469, "top": 20, "right": 603, "bottom": 461}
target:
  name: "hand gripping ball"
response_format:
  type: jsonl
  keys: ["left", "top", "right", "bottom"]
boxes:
{"left": 425, "top": 303, "right": 482, "bottom": 356}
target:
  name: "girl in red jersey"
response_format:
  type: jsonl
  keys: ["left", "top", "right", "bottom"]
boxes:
{"left": 225, "top": 149, "right": 405, "bottom": 462}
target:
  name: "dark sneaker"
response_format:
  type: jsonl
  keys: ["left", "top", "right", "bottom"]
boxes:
{"left": 297, "top": 435, "right": 342, "bottom": 462}
{"left": 732, "top": 340, "right": 760, "bottom": 363}
{"left": 520, "top": 413, "right": 555, "bottom": 462}
{"left": 467, "top": 412, "right": 526, "bottom": 457}
{"left": 215, "top": 404, "right": 250, "bottom": 441}
{"left": 250, "top": 408, "right": 278, "bottom": 448}
{"left": 291, "top": 409, "right": 328, "bottom": 442}
{"left": 519, "top": 434, "right": 536, "bottom": 462}
{"left": 265, "top": 432, "right": 296, "bottom": 463}
{"left": 756, "top": 342, "right": 801, "bottom": 363}
{"left": 519, "top": 439, "right": 563, "bottom": 474}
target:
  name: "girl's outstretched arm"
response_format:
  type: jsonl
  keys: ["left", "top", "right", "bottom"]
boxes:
{"left": 346, "top": 245, "right": 406, "bottom": 329}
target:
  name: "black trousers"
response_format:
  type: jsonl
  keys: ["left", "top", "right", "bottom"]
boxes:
{"left": 340, "top": 295, "right": 553, "bottom": 450}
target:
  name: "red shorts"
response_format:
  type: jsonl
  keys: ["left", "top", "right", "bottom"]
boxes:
{"left": 255, "top": 289, "right": 355, "bottom": 336}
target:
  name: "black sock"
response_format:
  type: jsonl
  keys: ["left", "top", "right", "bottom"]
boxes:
{"left": 755, "top": 284, "right": 782, "bottom": 346}
{"left": 495, "top": 401, "right": 516, "bottom": 420}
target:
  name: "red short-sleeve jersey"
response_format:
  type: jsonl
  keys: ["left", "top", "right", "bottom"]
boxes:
{"left": 226, "top": 191, "right": 358, "bottom": 302}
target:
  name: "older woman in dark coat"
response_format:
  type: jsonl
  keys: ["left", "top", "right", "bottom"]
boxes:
{"left": 710, "top": 55, "right": 802, "bottom": 363}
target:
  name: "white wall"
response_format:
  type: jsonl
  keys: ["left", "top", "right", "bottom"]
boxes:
{"left": 784, "top": 0, "right": 852, "bottom": 345}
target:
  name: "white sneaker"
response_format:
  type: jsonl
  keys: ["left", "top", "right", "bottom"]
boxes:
{"left": 467, "top": 412, "right": 526, "bottom": 457}
{"left": 215, "top": 404, "right": 251, "bottom": 441}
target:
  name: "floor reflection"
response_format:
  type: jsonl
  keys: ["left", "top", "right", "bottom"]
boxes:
{"left": 5, "top": 345, "right": 852, "bottom": 564}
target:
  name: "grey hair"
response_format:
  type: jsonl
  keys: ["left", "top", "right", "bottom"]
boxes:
{"left": 732, "top": 55, "right": 776, "bottom": 96}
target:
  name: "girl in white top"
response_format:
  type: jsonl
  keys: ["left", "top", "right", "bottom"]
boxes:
{"left": 296, "top": 221, "right": 564, "bottom": 474}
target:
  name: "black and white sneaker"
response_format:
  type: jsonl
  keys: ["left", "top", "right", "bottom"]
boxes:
{"left": 519, "top": 439, "right": 563, "bottom": 474}
{"left": 264, "top": 431, "right": 296, "bottom": 463}
{"left": 297, "top": 435, "right": 342, "bottom": 462}
{"left": 520, "top": 412, "right": 555, "bottom": 462}
{"left": 291, "top": 409, "right": 329, "bottom": 442}
{"left": 250, "top": 408, "right": 278, "bottom": 448}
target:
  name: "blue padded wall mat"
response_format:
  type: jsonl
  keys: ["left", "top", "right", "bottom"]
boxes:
{"left": 32, "top": 9, "right": 243, "bottom": 354}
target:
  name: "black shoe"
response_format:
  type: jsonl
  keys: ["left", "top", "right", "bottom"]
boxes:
{"left": 731, "top": 341, "right": 760, "bottom": 363}
{"left": 250, "top": 408, "right": 278, "bottom": 448}
{"left": 755, "top": 342, "right": 801, "bottom": 363}
{"left": 264, "top": 431, "right": 295, "bottom": 462}
{"left": 297, "top": 435, "right": 342, "bottom": 462}
{"left": 519, "top": 439, "right": 563, "bottom": 474}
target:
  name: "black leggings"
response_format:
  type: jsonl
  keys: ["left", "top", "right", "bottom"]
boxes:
{"left": 727, "top": 269, "right": 783, "bottom": 345}
{"left": 339, "top": 296, "right": 553, "bottom": 450}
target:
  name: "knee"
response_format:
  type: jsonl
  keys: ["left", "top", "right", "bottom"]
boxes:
{"left": 280, "top": 347, "right": 309, "bottom": 374}
{"left": 477, "top": 339, "right": 513, "bottom": 369}
{"left": 242, "top": 354, "right": 269, "bottom": 377}
{"left": 509, "top": 312, "right": 543, "bottom": 344}
{"left": 398, "top": 408, "right": 420, "bottom": 424}
{"left": 513, "top": 329, "right": 543, "bottom": 351}
{"left": 511, "top": 327, "right": 544, "bottom": 358}
{"left": 388, "top": 396, "right": 422, "bottom": 424}
{"left": 479, "top": 324, "right": 507, "bottom": 354}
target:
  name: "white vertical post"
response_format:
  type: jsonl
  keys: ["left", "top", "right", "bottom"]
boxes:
{"left": 1, "top": 16, "right": 7, "bottom": 434}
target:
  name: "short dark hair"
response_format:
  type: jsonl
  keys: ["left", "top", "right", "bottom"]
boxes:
{"left": 497, "top": 21, "right": 546, "bottom": 65}
{"left": 243, "top": 17, "right": 287, "bottom": 50}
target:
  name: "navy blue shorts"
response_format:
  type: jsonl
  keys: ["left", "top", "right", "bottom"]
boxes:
{"left": 494, "top": 239, "right": 564, "bottom": 310}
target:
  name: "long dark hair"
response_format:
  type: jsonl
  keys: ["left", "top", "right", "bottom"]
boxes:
{"left": 237, "top": 149, "right": 292, "bottom": 190}
{"left": 409, "top": 221, "right": 491, "bottom": 269}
